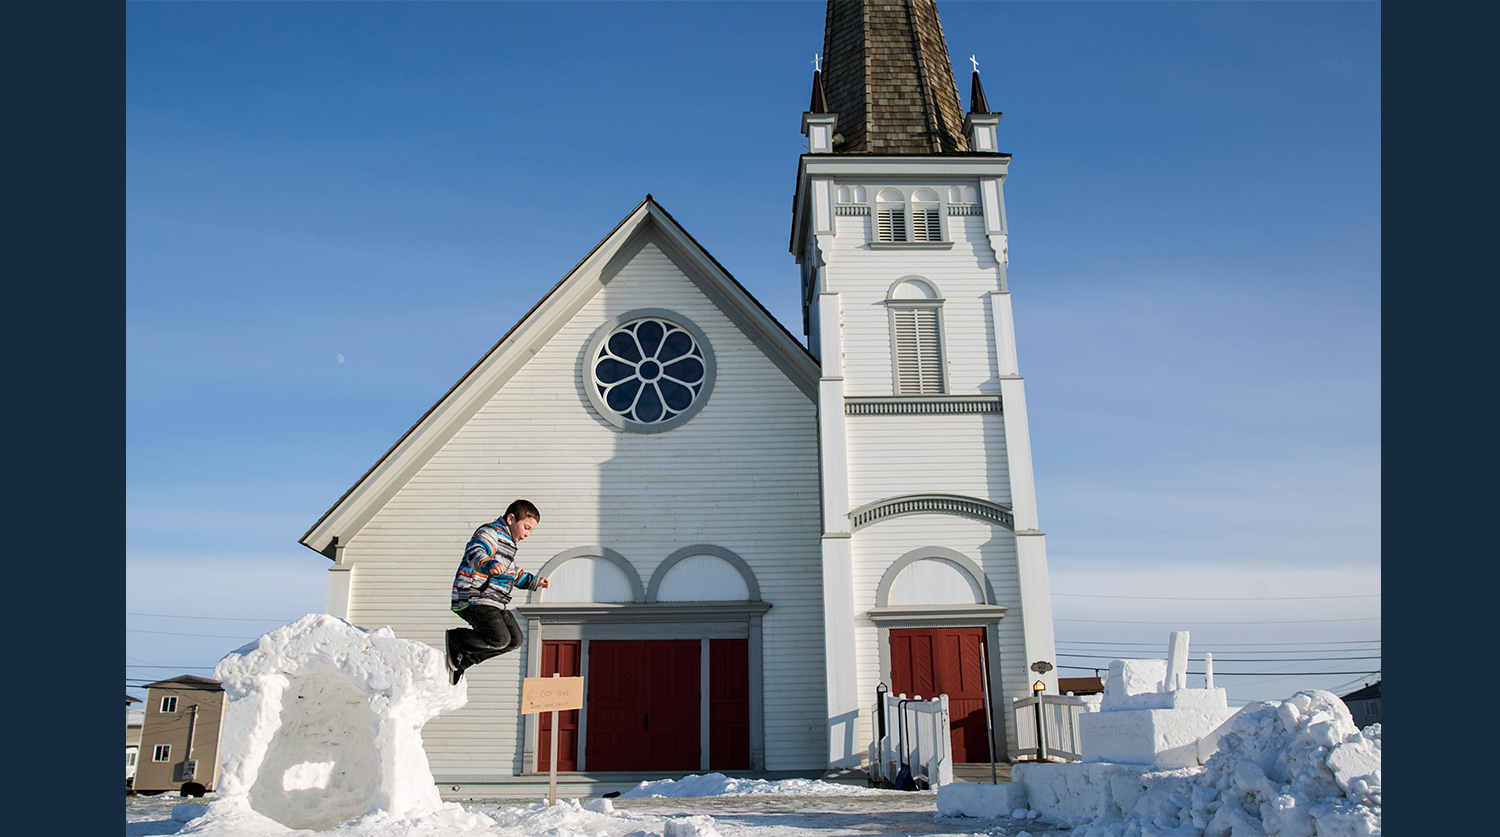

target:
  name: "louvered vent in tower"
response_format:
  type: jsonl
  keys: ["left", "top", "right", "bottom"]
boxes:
{"left": 893, "top": 307, "right": 943, "bottom": 394}
{"left": 877, "top": 189, "right": 908, "bottom": 242}
{"left": 911, "top": 189, "right": 942, "bottom": 242}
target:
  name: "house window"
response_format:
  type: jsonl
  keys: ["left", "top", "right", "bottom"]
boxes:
{"left": 887, "top": 278, "right": 945, "bottom": 395}
{"left": 160, "top": 696, "right": 177, "bottom": 713}
{"left": 153, "top": 744, "right": 171, "bottom": 762}
{"left": 876, "top": 189, "right": 907, "bottom": 242}
{"left": 127, "top": 750, "right": 137, "bottom": 768}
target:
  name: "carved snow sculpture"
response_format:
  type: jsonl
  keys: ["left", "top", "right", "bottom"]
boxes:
{"left": 183, "top": 614, "right": 489, "bottom": 834}
{"left": 1014, "top": 689, "right": 1381, "bottom": 834}
{"left": 1077, "top": 631, "right": 1235, "bottom": 769}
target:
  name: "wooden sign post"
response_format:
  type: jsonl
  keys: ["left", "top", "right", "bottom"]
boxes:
{"left": 520, "top": 673, "right": 585, "bottom": 806}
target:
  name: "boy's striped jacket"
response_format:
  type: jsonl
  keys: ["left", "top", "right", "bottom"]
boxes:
{"left": 450, "top": 518, "right": 538, "bottom": 610}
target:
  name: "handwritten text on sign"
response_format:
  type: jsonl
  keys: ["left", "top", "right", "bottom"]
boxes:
{"left": 520, "top": 677, "right": 585, "bottom": 714}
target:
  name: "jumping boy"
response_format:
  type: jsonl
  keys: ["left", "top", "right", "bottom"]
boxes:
{"left": 444, "top": 499, "right": 549, "bottom": 685}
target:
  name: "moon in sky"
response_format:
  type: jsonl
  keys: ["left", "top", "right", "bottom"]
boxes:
{"left": 336, "top": 354, "right": 345, "bottom": 364}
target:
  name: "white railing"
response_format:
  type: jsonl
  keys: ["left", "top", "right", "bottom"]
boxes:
{"left": 1012, "top": 694, "right": 1086, "bottom": 762}
{"left": 868, "top": 693, "right": 953, "bottom": 789}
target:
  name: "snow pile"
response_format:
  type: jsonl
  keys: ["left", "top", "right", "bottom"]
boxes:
{"left": 620, "top": 772, "right": 899, "bottom": 798}
{"left": 1045, "top": 689, "right": 1381, "bottom": 836}
{"left": 181, "top": 614, "right": 488, "bottom": 835}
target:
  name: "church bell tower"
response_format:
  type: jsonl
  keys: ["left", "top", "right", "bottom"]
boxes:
{"left": 791, "top": 0, "right": 1057, "bottom": 768}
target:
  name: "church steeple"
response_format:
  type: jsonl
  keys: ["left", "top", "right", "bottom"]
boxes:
{"left": 803, "top": 59, "right": 840, "bottom": 154}
{"left": 968, "top": 67, "right": 990, "bottom": 115}
{"left": 820, "top": 0, "right": 970, "bottom": 153}
{"left": 964, "top": 65, "right": 1002, "bottom": 153}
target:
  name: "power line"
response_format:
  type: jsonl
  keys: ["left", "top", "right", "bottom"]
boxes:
{"left": 1324, "top": 674, "right": 1381, "bottom": 694}
{"left": 1218, "top": 670, "right": 1380, "bottom": 691}
{"left": 1057, "top": 639, "right": 1380, "bottom": 647}
{"left": 128, "top": 629, "right": 257, "bottom": 640}
{"left": 1058, "top": 653, "right": 1381, "bottom": 663}
{"left": 1055, "top": 593, "right": 1379, "bottom": 601}
{"left": 128, "top": 612, "right": 301, "bottom": 623}
{"left": 1056, "top": 617, "right": 1379, "bottom": 625}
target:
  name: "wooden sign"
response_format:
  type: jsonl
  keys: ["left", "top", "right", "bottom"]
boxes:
{"left": 521, "top": 676, "right": 584, "bottom": 714}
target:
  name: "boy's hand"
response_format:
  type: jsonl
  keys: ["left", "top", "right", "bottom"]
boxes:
{"left": 538, "top": 577, "right": 550, "bottom": 589}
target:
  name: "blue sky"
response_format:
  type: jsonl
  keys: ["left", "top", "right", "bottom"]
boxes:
{"left": 127, "top": 1, "right": 1380, "bottom": 707}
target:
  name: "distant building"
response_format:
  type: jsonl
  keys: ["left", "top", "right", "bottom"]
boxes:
{"left": 1339, "top": 680, "right": 1381, "bottom": 729}
{"left": 1058, "top": 677, "right": 1104, "bottom": 696}
{"left": 126, "top": 695, "right": 144, "bottom": 787}
{"left": 134, "top": 676, "right": 226, "bottom": 793}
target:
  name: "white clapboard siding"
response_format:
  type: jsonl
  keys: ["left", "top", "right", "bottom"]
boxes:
{"left": 342, "top": 242, "right": 827, "bottom": 776}
{"left": 831, "top": 213, "right": 1001, "bottom": 397}
{"left": 844, "top": 413, "right": 1010, "bottom": 510}
{"left": 850, "top": 515, "right": 1029, "bottom": 758}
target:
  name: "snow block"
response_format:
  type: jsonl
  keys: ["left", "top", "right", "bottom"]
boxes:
{"left": 1011, "top": 762, "right": 1155, "bottom": 827}
{"left": 1080, "top": 706, "right": 1233, "bottom": 769}
{"left": 1327, "top": 724, "right": 1382, "bottom": 805}
{"left": 1100, "top": 686, "right": 1230, "bottom": 712}
{"left": 185, "top": 614, "right": 485, "bottom": 834}
{"left": 935, "top": 782, "right": 1027, "bottom": 818}
{"left": 1100, "top": 659, "right": 1166, "bottom": 710}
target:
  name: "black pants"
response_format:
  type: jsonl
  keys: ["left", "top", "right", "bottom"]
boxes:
{"left": 448, "top": 606, "right": 523, "bottom": 672}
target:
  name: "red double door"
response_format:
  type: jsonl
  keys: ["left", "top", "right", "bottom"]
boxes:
{"left": 889, "top": 627, "right": 992, "bottom": 763}
{"left": 539, "top": 639, "right": 749, "bottom": 772}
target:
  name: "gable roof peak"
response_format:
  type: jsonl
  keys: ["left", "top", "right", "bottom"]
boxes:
{"left": 299, "top": 196, "right": 819, "bottom": 558}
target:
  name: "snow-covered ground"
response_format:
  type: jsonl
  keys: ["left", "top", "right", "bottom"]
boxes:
{"left": 131, "top": 619, "right": 1376, "bottom": 837}
{"left": 127, "top": 779, "right": 1074, "bottom": 837}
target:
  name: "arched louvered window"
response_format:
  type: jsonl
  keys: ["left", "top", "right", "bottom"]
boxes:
{"left": 911, "top": 189, "right": 942, "bottom": 242}
{"left": 876, "top": 189, "right": 907, "bottom": 242}
{"left": 887, "top": 278, "right": 946, "bottom": 394}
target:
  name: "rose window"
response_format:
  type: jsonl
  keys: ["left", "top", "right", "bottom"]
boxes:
{"left": 590, "top": 318, "right": 709, "bottom": 426}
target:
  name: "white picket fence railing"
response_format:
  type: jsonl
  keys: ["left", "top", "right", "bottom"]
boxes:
{"left": 1011, "top": 693, "right": 1087, "bottom": 762}
{"left": 867, "top": 693, "right": 953, "bottom": 789}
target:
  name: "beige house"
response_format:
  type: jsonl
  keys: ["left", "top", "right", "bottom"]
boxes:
{"left": 126, "top": 695, "right": 144, "bottom": 787}
{"left": 133, "top": 676, "right": 226, "bottom": 794}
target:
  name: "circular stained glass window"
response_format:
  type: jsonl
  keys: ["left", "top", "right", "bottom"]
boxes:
{"left": 585, "top": 312, "right": 715, "bottom": 433}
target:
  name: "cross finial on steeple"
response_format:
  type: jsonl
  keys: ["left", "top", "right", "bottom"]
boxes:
{"left": 813, "top": 53, "right": 822, "bottom": 73}
{"left": 970, "top": 55, "right": 979, "bottom": 73}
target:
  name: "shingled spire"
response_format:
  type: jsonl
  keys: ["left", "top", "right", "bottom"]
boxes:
{"left": 968, "top": 69, "right": 990, "bottom": 115}
{"left": 820, "top": 0, "right": 970, "bottom": 154}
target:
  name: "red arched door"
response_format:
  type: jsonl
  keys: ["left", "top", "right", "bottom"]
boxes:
{"left": 889, "top": 627, "right": 991, "bottom": 762}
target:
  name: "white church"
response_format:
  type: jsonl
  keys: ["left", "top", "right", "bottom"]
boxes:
{"left": 300, "top": 0, "right": 1058, "bottom": 783}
